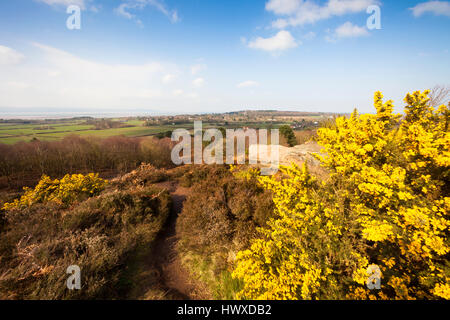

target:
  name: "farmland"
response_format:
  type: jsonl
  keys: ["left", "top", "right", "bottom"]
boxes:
{"left": 0, "top": 119, "right": 176, "bottom": 144}
{"left": 0, "top": 111, "right": 331, "bottom": 144}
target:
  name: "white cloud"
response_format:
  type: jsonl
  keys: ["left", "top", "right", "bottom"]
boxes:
{"left": 266, "top": 0, "right": 379, "bottom": 27}
{"left": 248, "top": 30, "right": 299, "bottom": 52}
{"left": 36, "top": 0, "right": 89, "bottom": 10}
{"left": 187, "top": 92, "right": 199, "bottom": 99}
{"left": 162, "top": 73, "right": 177, "bottom": 84}
{"left": 191, "top": 63, "right": 207, "bottom": 75}
{"left": 171, "top": 11, "right": 179, "bottom": 23}
{"left": 90, "top": 5, "right": 101, "bottom": 13}
{"left": 193, "top": 78, "right": 205, "bottom": 87}
{"left": 36, "top": 0, "right": 101, "bottom": 12}
{"left": 303, "top": 31, "right": 317, "bottom": 40}
{"left": 115, "top": 0, "right": 179, "bottom": 24}
{"left": 172, "top": 89, "right": 183, "bottom": 96}
{"left": 6, "top": 81, "right": 31, "bottom": 89}
{"left": 410, "top": 1, "right": 450, "bottom": 17}
{"left": 0, "top": 43, "right": 186, "bottom": 109}
{"left": 237, "top": 80, "right": 259, "bottom": 88}
{"left": 148, "top": 0, "right": 180, "bottom": 22}
{"left": 0, "top": 45, "right": 25, "bottom": 65}
{"left": 325, "top": 22, "right": 369, "bottom": 42}
{"left": 334, "top": 21, "right": 369, "bottom": 38}
{"left": 115, "top": 3, "right": 135, "bottom": 19}
{"left": 266, "top": 0, "right": 301, "bottom": 15}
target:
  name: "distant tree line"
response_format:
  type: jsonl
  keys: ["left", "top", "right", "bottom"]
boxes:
{"left": 0, "top": 135, "right": 174, "bottom": 189}
{"left": 82, "top": 119, "right": 133, "bottom": 130}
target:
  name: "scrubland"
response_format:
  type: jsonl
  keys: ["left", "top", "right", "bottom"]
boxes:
{"left": 0, "top": 90, "right": 448, "bottom": 300}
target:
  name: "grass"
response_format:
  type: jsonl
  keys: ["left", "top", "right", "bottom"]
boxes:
{"left": 0, "top": 120, "right": 180, "bottom": 144}
{"left": 0, "top": 117, "right": 318, "bottom": 145}
{"left": 179, "top": 251, "right": 242, "bottom": 300}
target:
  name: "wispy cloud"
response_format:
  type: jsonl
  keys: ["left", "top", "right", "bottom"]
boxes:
{"left": 35, "top": 0, "right": 91, "bottom": 10}
{"left": 410, "top": 1, "right": 450, "bottom": 17}
{"left": 0, "top": 45, "right": 25, "bottom": 65}
{"left": 266, "top": 0, "right": 379, "bottom": 28}
{"left": 335, "top": 21, "right": 369, "bottom": 38}
{"left": 187, "top": 92, "right": 199, "bottom": 99}
{"left": 162, "top": 73, "right": 177, "bottom": 84}
{"left": 0, "top": 43, "right": 180, "bottom": 109}
{"left": 115, "top": 3, "right": 136, "bottom": 19}
{"left": 115, "top": 0, "right": 179, "bottom": 24}
{"left": 172, "top": 89, "right": 183, "bottom": 96}
{"left": 237, "top": 80, "right": 259, "bottom": 88}
{"left": 193, "top": 78, "right": 205, "bottom": 88}
{"left": 325, "top": 22, "right": 369, "bottom": 42}
{"left": 303, "top": 31, "right": 316, "bottom": 40}
{"left": 191, "top": 63, "right": 207, "bottom": 75}
{"left": 248, "top": 30, "right": 299, "bottom": 52}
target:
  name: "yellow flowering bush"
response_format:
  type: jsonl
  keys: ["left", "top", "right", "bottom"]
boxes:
{"left": 232, "top": 90, "right": 449, "bottom": 300}
{"left": 3, "top": 173, "right": 107, "bottom": 210}
{"left": 230, "top": 165, "right": 261, "bottom": 180}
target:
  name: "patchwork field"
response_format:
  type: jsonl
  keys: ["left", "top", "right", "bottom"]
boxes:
{"left": 0, "top": 120, "right": 188, "bottom": 144}
{"left": 0, "top": 111, "right": 325, "bottom": 145}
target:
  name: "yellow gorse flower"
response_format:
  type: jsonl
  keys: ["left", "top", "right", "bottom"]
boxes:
{"left": 3, "top": 173, "right": 107, "bottom": 210}
{"left": 232, "top": 90, "right": 449, "bottom": 300}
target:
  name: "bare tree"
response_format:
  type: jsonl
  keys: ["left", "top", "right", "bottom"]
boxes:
{"left": 429, "top": 85, "right": 450, "bottom": 107}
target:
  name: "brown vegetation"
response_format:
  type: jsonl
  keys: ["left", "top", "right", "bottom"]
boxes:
{"left": 175, "top": 165, "right": 274, "bottom": 298}
{"left": 0, "top": 135, "right": 174, "bottom": 189}
{"left": 0, "top": 167, "right": 171, "bottom": 299}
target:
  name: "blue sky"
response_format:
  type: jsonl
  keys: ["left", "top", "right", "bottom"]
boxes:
{"left": 0, "top": 0, "right": 449, "bottom": 115}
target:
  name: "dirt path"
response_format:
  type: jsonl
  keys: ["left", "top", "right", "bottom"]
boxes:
{"left": 142, "top": 181, "right": 210, "bottom": 300}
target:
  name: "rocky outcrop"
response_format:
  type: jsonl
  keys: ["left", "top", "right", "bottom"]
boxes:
{"left": 247, "top": 141, "right": 325, "bottom": 167}
{"left": 278, "top": 141, "right": 325, "bottom": 166}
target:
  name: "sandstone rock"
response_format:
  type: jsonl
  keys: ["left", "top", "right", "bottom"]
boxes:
{"left": 247, "top": 141, "right": 325, "bottom": 167}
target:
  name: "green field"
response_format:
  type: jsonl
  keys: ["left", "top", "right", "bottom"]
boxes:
{"left": 0, "top": 114, "right": 314, "bottom": 145}
{"left": 0, "top": 119, "right": 190, "bottom": 144}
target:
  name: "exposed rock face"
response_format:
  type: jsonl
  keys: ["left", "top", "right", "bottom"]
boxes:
{"left": 247, "top": 141, "right": 325, "bottom": 167}
{"left": 278, "top": 141, "right": 325, "bottom": 166}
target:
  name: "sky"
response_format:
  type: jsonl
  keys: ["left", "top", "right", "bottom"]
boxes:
{"left": 0, "top": 0, "right": 449, "bottom": 116}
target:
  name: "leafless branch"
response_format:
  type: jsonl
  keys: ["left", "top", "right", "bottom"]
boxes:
{"left": 429, "top": 85, "right": 450, "bottom": 107}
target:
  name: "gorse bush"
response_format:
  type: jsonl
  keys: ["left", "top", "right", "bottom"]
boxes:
{"left": 232, "top": 90, "right": 449, "bottom": 300}
{"left": 3, "top": 174, "right": 107, "bottom": 210}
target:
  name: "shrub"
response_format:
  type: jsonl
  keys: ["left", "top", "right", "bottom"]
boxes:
{"left": 3, "top": 174, "right": 107, "bottom": 210}
{"left": 232, "top": 90, "right": 449, "bottom": 300}
{"left": 111, "top": 163, "right": 168, "bottom": 190}
{"left": 140, "top": 137, "right": 174, "bottom": 169}
{"left": 0, "top": 184, "right": 171, "bottom": 299}
{"left": 294, "top": 129, "right": 317, "bottom": 145}
{"left": 279, "top": 125, "right": 298, "bottom": 147}
{"left": 176, "top": 165, "right": 274, "bottom": 298}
